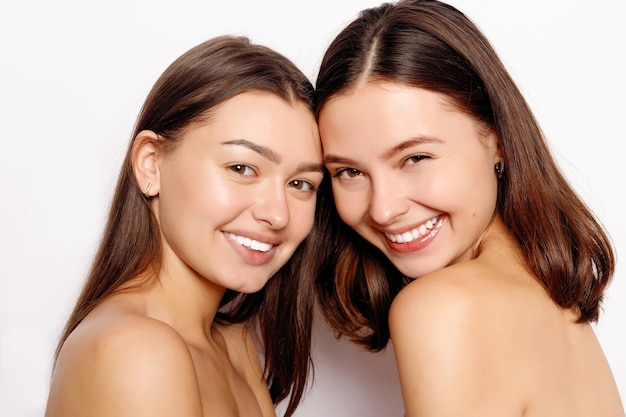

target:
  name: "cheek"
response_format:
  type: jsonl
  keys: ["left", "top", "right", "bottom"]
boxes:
{"left": 425, "top": 165, "right": 496, "bottom": 215}
{"left": 160, "top": 166, "right": 239, "bottom": 229}
{"left": 209, "top": 179, "right": 240, "bottom": 207}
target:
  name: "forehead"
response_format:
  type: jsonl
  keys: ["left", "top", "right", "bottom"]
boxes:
{"left": 320, "top": 82, "right": 451, "bottom": 134}
{"left": 319, "top": 81, "right": 493, "bottom": 155}
{"left": 180, "top": 91, "right": 322, "bottom": 160}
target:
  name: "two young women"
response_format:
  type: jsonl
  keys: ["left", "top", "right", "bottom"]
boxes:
{"left": 46, "top": 1, "right": 624, "bottom": 416}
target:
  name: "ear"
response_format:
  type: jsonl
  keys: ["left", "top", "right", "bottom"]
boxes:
{"left": 489, "top": 131, "right": 503, "bottom": 164}
{"left": 132, "top": 130, "right": 161, "bottom": 198}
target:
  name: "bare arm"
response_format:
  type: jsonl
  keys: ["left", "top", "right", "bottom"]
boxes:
{"left": 388, "top": 270, "right": 524, "bottom": 417}
{"left": 45, "top": 317, "right": 203, "bottom": 417}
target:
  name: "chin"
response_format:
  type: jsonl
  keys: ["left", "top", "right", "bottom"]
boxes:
{"left": 234, "top": 276, "right": 274, "bottom": 294}
{"left": 393, "top": 262, "right": 438, "bottom": 280}
{"left": 226, "top": 283, "right": 261, "bottom": 294}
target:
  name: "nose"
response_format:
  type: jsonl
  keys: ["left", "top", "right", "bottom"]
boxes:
{"left": 368, "top": 176, "right": 409, "bottom": 226}
{"left": 252, "top": 181, "right": 290, "bottom": 230}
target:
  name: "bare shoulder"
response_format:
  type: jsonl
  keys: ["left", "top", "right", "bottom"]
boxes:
{"left": 388, "top": 256, "right": 625, "bottom": 416}
{"left": 46, "top": 308, "right": 202, "bottom": 417}
{"left": 389, "top": 256, "right": 536, "bottom": 331}
{"left": 389, "top": 262, "right": 486, "bottom": 331}
{"left": 388, "top": 262, "right": 528, "bottom": 415}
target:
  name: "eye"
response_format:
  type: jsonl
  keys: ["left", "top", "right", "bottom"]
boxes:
{"left": 404, "top": 154, "right": 429, "bottom": 167}
{"left": 288, "top": 179, "right": 317, "bottom": 192}
{"left": 332, "top": 168, "right": 363, "bottom": 179}
{"left": 229, "top": 164, "right": 256, "bottom": 177}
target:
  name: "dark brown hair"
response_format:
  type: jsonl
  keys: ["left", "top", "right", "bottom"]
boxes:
{"left": 54, "top": 35, "right": 319, "bottom": 416}
{"left": 314, "top": 0, "right": 615, "bottom": 351}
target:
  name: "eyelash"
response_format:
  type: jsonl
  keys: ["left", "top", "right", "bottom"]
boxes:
{"left": 229, "top": 164, "right": 318, "bottom": 193}
{"left": 404, "top": 154, "right": 429, "bottom": 166}
{"left": 332, "top": 168, "right": 362, "bottom": 179}
{"left": 229, "top": 164, "right": 257, "bottom": 176}
{"left": 288, "top": 179, "right": 317, "bottom": 193}
{"left": 331, "top": 154, "right": 429, "bottom": 179}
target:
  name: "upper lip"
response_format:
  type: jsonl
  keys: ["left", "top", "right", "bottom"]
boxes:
{"left": 222, "top": 230, "right": 281, "bottom": 246}
{"left": 377, "top": 214, "right": 441, "bottom": 236}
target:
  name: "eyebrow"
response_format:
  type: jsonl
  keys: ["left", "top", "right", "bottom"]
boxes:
{"left": 381, "top": 136, "right": 442, "bottom": 159}
{"left": 221, "top": 139, "right": 281, "bottom": 163}
{"left": 323, "top": 154, "right": 357, "bottom": 165}
{"left": 223, "top": 139, "right": 324, "bottom": 174}
{"left": 323, "top": 136, "right": 441, "bottom": 166}
{"left": 297, "top": 162, "right": 326, "bottom": 174}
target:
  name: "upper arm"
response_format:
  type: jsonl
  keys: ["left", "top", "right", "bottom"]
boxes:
{"left": 47, "top": 318, "right": 203, "bottom": 417}
{"left": 389, "top": 274, "right": 516, "bottom": 417}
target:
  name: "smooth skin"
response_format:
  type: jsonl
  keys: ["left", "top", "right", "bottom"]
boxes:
{"left": 320, "top": 81, "right": 624, "bottom": 417}
{"left": 45, "top": 91, "right": 324, "bottom": 417}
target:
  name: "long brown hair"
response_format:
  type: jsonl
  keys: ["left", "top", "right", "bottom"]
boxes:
{"left": 315, "top": 0, "right": 615, "bottom": 351}
{"left": 54, "top": 35, "right": 320, "bottom": 416}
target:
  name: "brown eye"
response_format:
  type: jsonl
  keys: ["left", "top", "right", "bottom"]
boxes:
{"left": 404, "top": 154, "right": 428, "bottom": 166}
{"left": 229, "top": 164, "right": 256, "bottom": 176}
{"left": 289, "top": 179, "right": 316, "bottom": 192}
{"left": 333, "top": 168, "right": 362, "bottom": 178}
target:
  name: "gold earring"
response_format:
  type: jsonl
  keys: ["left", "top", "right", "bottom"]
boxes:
{"left": 143, "top": 182, "right": 152, "bottom": 197}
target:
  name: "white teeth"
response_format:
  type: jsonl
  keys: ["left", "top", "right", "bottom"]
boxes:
{"left": 384, "top": 216, "right": 440, "bottom": 244}
{"left": 250, "top": 240, "right": 265, "bottom": 251}
{"left": 226, "top": 232, "right": 273, "bottom": 252}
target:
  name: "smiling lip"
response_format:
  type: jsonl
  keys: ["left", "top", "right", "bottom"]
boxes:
{"left": 224, "top": 232, "right": 275, "bottom": 252}
{"left": 223, "top": 231, "right": 280, "bottom": 266}
{"left": 381, "top": 215, "right": 444, "bottom": 253}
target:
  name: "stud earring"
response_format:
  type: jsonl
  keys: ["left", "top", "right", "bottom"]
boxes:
{"left": 143, "top": 182, "right": 152, "bottom": 198}
{"left": 495, "top": 158, "right": 505, "bottom": 179}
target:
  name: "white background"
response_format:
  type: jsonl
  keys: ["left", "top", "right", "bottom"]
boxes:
{"left": 1, "top": 1, "right": 624, "bottom": 416}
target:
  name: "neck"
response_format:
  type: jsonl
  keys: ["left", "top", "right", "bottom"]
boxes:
{"left": 136, "top": 254, "right": 228, "bottom": 346}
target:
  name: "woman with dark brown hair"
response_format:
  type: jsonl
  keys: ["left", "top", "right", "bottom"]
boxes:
{"left": 44, "top": 35, "right": 325, "bottom": 417}
{"left": 314, "top": 0, "right": 624, "bottom": 415}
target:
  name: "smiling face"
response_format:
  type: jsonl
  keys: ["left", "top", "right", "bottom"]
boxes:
{"left": 319, "top": 82, "right": 501, "bottom": 279}
{"left": 149, "top": 91, "right": 323, "bottom": 293}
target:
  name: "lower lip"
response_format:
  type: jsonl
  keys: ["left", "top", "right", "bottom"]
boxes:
{"left": 384, "top": 215, "right": 444, "bottom": 253}
{"left": 224, "top": 233, "right": 277, "bottom": 266}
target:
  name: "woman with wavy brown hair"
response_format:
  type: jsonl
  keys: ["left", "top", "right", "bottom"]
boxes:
{"left": 44, "top": 35, "right": 326, "bottom": 417}
{"left": 314, "top": 0, "right": 624, "bottom": 415}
